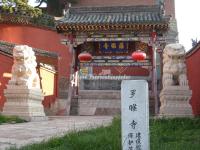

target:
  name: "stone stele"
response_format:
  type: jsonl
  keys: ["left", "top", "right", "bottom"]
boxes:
{"left": 2, "top": 45, "right": 47, "bottom": 121}
{"left": 159, "top": 43, "right": 193, "bottom": 117}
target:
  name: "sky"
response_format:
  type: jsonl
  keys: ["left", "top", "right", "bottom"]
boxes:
{"left": 175, "top": 0, "right": 200, "bottom": 51}
{"left": 29, "top": 0, "right": 200, "bottom": 51}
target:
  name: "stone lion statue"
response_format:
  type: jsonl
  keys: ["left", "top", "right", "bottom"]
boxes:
{"left": 162, "top": 43, "right": 188, "bottom": 87}
{"left": 9, "top": 45, "right": 40, "bottom": 89}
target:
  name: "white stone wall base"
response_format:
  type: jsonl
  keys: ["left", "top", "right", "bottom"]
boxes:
{"left": 2, "top": 86, "right": 47, "bottom": 121}
{"left": 159, "top": 86, "right": 193, "bottom": 117}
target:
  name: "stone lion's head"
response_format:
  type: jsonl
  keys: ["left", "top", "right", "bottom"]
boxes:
{"left": 13, "top": 45, "right": 35, "bottom": 63}
{"left": 164, "top": 43, "right": 185, "bottom": 57}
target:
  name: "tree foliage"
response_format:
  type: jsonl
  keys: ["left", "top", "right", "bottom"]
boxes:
{"left": 1, "top": 0, "right": 79, "bottom": 17}
{"left": 35, "top": 0, "right": 79, "bottom": 16}
{"left": 1, "top": 0, "right": 42, "bottom": 17}
{"left": 35, "top": 0, "right": 79, "bottom": 7}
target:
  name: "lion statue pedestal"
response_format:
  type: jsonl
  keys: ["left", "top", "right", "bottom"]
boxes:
{"left": 2, "top": 45, "right": 47, "bottom": 121}
{"left": 159, "top": 43, "right": 193, "bottom": 117}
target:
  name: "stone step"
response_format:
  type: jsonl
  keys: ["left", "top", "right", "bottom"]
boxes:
{"left": 71, "top": 100, "right": 78, "bottom": 106}
{"left": 79, "top": 90, "right": 154, "bottom": 99}
{"left": 70, "top": 98, "right": 79, "bottom": 115}
{"left": 78, "top": 90, "right": 120, "bottom": 99}
{"left": 79, "top": 99, "right": 120, "bottom": 108}
{"left": 70, "top": 107, "right": 78, "bottom": 115}
{"left": 78, "top": 100, "right": 156, "bottom": 115}
{"left": 77, "top": 90, "right": 156, "bottom": 115}
{"left": 79, "top": 97, "right": 155, "bottom": 104}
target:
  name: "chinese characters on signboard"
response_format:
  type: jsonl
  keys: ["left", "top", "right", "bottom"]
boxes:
{"left": 121, "top": 80, "right": 149, "bottom": 150}
{"left": 99, "top": 41, "right": 129, "bottom": 53}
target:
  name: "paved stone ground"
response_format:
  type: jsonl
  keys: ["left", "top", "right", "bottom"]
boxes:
{"left": 0, "top": 116, "right": 113, "bottom": 150}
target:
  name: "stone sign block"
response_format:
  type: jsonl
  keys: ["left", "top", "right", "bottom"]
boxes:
{"left": 121, "top": 80, "right": 149, "bottom": 150}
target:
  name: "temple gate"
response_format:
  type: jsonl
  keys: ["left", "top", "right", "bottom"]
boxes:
{"left": 56, "top": 4, "right": 172, "bottom": 115}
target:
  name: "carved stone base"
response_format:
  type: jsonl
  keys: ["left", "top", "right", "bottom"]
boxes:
{"left": 55, "top": 98, "right": 71, "bottom": 115}
{"left": 2, "top": 85, "right": 47, "bottom": 121}
{"left": 159, "top": 86, "right": 193, "bottom": 117}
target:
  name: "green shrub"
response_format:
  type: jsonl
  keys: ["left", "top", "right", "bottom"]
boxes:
{"left": 0, "top": 115, "right": 26, "bottom": 124}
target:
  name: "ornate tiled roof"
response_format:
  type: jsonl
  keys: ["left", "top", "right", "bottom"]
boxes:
{"left": 0, "top": 8, "right": 55, "bottom": 29}
{"left": 0, "top": 41, "right": 58, "bottom": 58}
{"left": 56, "top": 5, "right": 170, "bottom": 33}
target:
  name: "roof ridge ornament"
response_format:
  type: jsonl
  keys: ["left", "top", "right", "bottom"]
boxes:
{"left": 159, "top": 1, "right": 165, "bottom": 15}
{"left": 63, "top": 2, "right": 71, "bottom": 16}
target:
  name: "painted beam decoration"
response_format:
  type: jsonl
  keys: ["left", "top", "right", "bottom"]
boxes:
{"left": 80, "top": 62, "right": 151, "bottom": 67}
{"left": 99, "top": 41, "right": 129, "bottom": 53}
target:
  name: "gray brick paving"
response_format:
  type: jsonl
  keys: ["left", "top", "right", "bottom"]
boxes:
{"left": 0, "top": 116, "right": 113, "bottom": 150}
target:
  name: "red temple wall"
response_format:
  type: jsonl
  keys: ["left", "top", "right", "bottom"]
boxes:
{"left": 0, "top": 54, "right": 12, "bottom": 111}
{"left": 0, "top": 24, "right": 72, "bottom": 108}
{"left": 186, "top": 49, "right": 200, "bottom": 116}
{"left": 0, "top": 24, "right": 71, "bottom": 77}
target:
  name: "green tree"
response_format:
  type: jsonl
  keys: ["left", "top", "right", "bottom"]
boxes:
{"left": 35, "top": 0, "right": 79, "bottom": 16}
{"left": 1, "top": 0, "right": 42, "bottom": 17}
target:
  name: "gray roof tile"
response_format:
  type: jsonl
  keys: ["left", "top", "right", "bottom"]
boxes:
{"left": 58, "top": 5, "right": 169, "bottom": 25}
{"left": 0, "top": 41, "right": 58, "bottom": 58}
